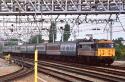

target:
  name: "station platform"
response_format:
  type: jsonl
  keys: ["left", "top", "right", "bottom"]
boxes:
{"left": 0, "top": 58, "right": 21, "bottom": 76}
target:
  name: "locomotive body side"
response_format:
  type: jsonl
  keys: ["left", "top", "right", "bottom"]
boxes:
{"left": 78, "top": 42, "right": 95, "bottom": 56}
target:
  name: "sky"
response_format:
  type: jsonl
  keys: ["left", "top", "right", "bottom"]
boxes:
{"left": 52, "top": 14, "right": 125, "bottom": 41}
{"left": 0, "top": 14, "right": 125, "bottom": 42}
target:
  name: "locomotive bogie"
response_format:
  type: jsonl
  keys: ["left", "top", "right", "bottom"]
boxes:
{"left": 97, "top": 56, "right": 114, "bottom": 65}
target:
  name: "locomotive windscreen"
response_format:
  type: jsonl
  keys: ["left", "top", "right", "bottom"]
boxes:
{"left": 97, "top": 43, "right": 113, "bottom": 48}
{"left": 96, "top": 40, "right": 114, "bottom": 48}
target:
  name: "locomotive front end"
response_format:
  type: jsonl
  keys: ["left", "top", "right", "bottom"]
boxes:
{"left": 97, "top": 48, "right": 115, "bottom": 57}
{"left": 96, "top": 40, "right": 115, "bottom": 65}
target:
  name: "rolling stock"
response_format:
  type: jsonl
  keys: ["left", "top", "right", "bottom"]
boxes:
{"left": 3, "top": 39, "right": 115, "bottom": 65}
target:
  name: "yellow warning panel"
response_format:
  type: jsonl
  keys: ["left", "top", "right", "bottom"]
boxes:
{"left": 97, "top": 48, "right": 115, "bottom": 57}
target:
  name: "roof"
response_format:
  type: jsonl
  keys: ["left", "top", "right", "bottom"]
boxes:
{"left": 96, "top": 40, "right": 113, "bottom": 44}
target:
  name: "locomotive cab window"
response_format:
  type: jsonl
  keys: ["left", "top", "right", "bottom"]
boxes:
{"left": 97, "top": 43, "right": 113, "bottom": 48}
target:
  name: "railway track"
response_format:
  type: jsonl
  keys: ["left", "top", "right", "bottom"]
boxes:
{"left": 38, "top": 61, "right": 125, "bottom": 82}
{"left": 0, "top": 67, "right": 33, "bottom": 82}
{"left": 0, "top": 58, "right": 33, "bottom": 82}
{"left": 14, "top": 58, "right": 92, "bottom": 82}
{"left": 13, "top": 57, "right": 125, "bottom": 82}
{"left": 39, "top": 65, "right": 92, "bottom": 82}
{"left": 46, "top": 60, "right": 125, "bottom": 77}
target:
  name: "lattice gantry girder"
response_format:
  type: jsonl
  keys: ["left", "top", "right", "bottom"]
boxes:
{"left": 0, "top": 0, "right": 125, "bottom": 15}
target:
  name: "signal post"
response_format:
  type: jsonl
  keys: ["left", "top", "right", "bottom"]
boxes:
{"left": 34, "top": 49, "right": 38, "bottom": 82}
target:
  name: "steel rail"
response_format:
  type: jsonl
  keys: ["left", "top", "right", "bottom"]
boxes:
{"left": 0, "top": 59, "right": 33, "bottom": 81}
{"left": 39, "top": 66, "right": 92, "bottom": 82}
{"left": 12, "top": 57, "right": 125, "bottom": 82}
{"left": 13, "top": 58, "right": 92, "bottom": 82}
{"left": 42, "top": 60, "right": 125, "bottom": 77}
{"left": 38, "top": 61, "right": 125, "bottom": 82}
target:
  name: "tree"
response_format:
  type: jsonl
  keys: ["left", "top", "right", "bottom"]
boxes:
{"left": 114, "top": 37, "right": 125, "bottom": 60}
{"left": 49, "top": 22, "right": 57, "bottom": 43}
{"left": 115, "top": 43, "right": 125, "bottom": 60}
{"left": 114, "top": 37, "right": 124, "bottom": 44}
{"left": 29, "top": 35, "right": 44, "bottom": 44}
{"left": 62, "top": 23, "right": 71, "bottom": 42}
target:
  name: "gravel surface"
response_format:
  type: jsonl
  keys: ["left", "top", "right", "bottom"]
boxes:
{"left": 13, "top": 72, "right": 64, "bottom": 82}
{"left": 13, "top": 73, "right": 34, "bottom": 82}
{"left": 0, "top": 58, "right": 21, "bottom": 76}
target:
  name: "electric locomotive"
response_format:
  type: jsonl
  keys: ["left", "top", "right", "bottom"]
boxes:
{"left": 77, "top": 39, "right": 115, "bottom": 65}
{"left": 3, "top": 39, "right": 115, "bottom": 65}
